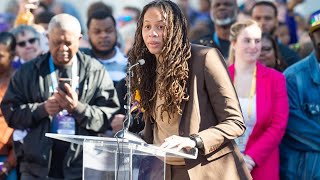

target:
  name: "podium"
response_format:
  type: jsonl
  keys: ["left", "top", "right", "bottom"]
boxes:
{"left": 45, "top": 133, "right": 198, "bottom": 180}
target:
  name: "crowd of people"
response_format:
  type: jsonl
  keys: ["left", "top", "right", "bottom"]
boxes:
{"left": 0, "top": 0, "right": 319, "bottom": 179}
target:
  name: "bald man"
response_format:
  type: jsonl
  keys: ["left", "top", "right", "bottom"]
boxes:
{"left": 1, "top": 14, "right": 119, "bottom": 179}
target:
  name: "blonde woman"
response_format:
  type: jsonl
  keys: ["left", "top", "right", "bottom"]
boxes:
{"left": 228, "top": 19, "right": 289, "bottom": 180}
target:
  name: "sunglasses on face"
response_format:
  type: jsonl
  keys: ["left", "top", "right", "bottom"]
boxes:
{"left": 17, "top": 37, "right": 38, "bottom": 47}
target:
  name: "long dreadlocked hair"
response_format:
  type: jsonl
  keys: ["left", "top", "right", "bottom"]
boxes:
{"left": 128, "top": 0, "right": 191, "bottom": 121}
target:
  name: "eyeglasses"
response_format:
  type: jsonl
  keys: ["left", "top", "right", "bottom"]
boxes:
{"left": 118, "top": 15, "right": 133, "bottom": 22}
{"left": 17, "top": 37, "right": 38, "bottom": 47}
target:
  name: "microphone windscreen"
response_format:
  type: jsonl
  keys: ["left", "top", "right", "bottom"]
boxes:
{"left": 138, "top": 59, "right": 145, "bottom": 65}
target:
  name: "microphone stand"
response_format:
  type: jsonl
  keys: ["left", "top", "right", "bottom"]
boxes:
{"left": 114, "top": 61, "right": 146, "bottom": 144}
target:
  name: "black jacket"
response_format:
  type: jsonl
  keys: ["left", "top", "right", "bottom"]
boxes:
{"left": 193, "top": 33, "right": 231, "bottom": 59}
{"left": 0, "top": 51, "right": 119, "bottom": 179}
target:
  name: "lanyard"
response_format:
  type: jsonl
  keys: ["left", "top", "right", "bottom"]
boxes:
{"left": 247, "top": 66, "right": 257, "bottom": 122}
{"left": 234, "top": 66, "right": 257, "bottom": 122}
{"left": 49, "top": 56, "right": 78, "bottom": 94}
{"left": 213, "top": 32, "right": 220, "bottom": 47}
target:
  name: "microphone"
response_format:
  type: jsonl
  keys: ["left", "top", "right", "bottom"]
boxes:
{"left": 114, "top": 59, "right": 146, "bottom": 144}
{"left": 128, "top": 59, "right": 145, "bottom": 70}
{"left": 138, "top": 59, "right": 145, "bottom": 65}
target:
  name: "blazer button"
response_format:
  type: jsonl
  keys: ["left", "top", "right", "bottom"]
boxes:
{"left": 179, "top": 130, "right": 184, "bottom": 136}
{"left": 209, "top": 146, "right": 215, "bottom": 152}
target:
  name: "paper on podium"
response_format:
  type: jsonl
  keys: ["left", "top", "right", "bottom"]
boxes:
{"left": 135, "top": 143, "right": 198, "bottom": 159}
{"left": 45, "top": 133, "right": 198, "bottom": 159}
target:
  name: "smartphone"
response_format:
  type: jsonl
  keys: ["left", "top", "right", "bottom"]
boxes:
{"left": 58, "top": 78, "right": 72, "bottom": 93}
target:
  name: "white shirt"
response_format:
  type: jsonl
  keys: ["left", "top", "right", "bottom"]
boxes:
{"left": 235, "top": 95, "right": 257, "bottom": 153}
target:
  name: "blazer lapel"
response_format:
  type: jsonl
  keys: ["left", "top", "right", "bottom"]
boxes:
{"left": 255, "top": 62, "right": 266, "bottom": 125}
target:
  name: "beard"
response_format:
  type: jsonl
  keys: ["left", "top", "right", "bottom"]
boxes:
{"left": 89, "top": 39, "right": 117, "bottom": 58}
{"left": 211, "top": 9, "right": 238, "bottom": 26}
{"left": 313, "top": 41, "right": 320, "bottom": 61}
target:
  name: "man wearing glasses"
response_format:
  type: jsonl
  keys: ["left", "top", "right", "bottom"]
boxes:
{"left": 11, "top": 25, "right": 43, "bottom": 69}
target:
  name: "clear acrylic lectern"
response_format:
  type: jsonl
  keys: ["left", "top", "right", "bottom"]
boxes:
{"left": 45, "top": 133, "right": 198, "bottom": 180}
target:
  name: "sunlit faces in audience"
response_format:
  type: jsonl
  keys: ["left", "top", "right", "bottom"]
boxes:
{"left": 142, "top": 7, "right": 166, "bottom": 57}
{"left": 88, "top": 17, "right": 117, "bottom": 53}
{"left": 0, "top": 44, "right": 14, "bottom": 74}
{"left": 117, "top": 7, "right": 140, "bottom": 28}
{"left": 251, "top": 5, "right": 278, "bottom": 34}
{"left": 232, "top": 24, "right": 262, "bottom": 63}
{"left": 259, "top": 36, "right": 277, "bottom": 68}
{"left": 276, "top": 23, "right": 290, "bottom": 45}
{"left": 311, "top": 29, "right": 320, "bottom": 58}
{"left": 48, "top": 27, "right": 81, "bottom": 65}
{"left": 16, "top": 30, "right": 41, "bottom": 61}
{"left": 210, "top": 0, "right": 238, "bottom": 26}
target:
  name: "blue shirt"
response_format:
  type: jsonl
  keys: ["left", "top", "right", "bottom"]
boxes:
{"left": 282, "top": 52, "right": 320, "bottom": 151}
{"left": 97, "top": 47, "right": 127, "bottom": 82}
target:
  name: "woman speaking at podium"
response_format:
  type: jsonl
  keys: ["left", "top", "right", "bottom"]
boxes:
{"left": 128, "top": 0, "right": 251, "bottom": 179}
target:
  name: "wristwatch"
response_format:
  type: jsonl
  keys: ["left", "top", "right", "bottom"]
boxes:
{"left": 189, "top": 134, "right": 204, "bottom": 149}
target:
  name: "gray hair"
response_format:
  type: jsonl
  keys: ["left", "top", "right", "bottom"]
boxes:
{"left": 11, "top": 25, "right": 40, "bottom": 39}
{"left": 48, "top": 14, "right": 81, "bottom": 35}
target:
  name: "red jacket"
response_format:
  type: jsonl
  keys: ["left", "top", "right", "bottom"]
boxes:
{"left": 229, "top": 62, "right": 289, "bottom": 180}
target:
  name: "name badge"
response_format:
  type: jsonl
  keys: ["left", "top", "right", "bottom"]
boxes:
{"left": 52, "top": 110, "right": 75, "bottom": 135}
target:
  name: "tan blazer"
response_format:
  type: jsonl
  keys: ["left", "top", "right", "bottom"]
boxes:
{"left": 143, "top": 44, "right": 252, "bottom": 180}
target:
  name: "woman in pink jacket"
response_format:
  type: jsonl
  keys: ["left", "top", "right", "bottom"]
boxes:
{"left": 228, "top": 19, "right": 289, "bottom": 180}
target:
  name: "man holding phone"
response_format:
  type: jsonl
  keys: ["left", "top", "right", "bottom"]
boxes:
{"left": 58, "top": 78, "right": 72, "bottom": 93}
{"left": 1, "top": 14, "right": 119, "bottom": 180}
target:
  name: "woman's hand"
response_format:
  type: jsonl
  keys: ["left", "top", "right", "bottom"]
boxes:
{"left": 243, "top": 154, "right": 256, "bottom": 172}
{"left": 111, "top": 114, "right": 126, "bottom": 134}
{"left": 160, "top": 135, "right": 196, "bottom": 151}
